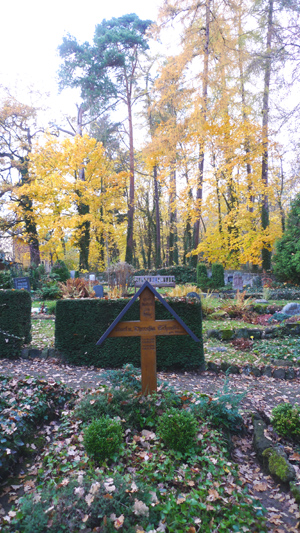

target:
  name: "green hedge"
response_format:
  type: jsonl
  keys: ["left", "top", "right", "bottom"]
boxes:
{"left": 55, "top": 298, "right": 204, "bottom": 370}
{"left": 0, "top": 290, "right": 31, "bottom": 358}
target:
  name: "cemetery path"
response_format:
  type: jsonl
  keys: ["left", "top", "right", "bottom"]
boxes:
{"left": 1, "top": 357, "right": 300, "bottom": 531}
{"left": 0, "top": 357, "right": 299, "bottom": 418}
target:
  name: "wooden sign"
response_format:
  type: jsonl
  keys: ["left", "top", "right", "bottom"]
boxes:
{"left": 96, "top": 281, "right": 200, "bottom": 395}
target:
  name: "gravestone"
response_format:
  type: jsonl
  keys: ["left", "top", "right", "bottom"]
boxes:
{"left": 93, "top": 285, "right": 104, "bottom": 298}
{"left": 97, "top": 281, "right": 200, "bottom": 394}
{"left": 187, "top": 292, "right": 201, "bottom": 300}
{"left": 233, "top": 273, "right": 243, "bottom": 291}
{"left": 13, "top": 277, "right": 30, "bottom": 291}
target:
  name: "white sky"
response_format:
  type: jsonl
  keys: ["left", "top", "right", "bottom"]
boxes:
{"left": 0, "top": 0, "right": 161, "bottom": 118}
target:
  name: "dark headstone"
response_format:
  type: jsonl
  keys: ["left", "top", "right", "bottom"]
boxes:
{"left": 13, "top": 277, "right": 30, "bottom": 291}
{"left": 93, "top": 285, "right": 104, "bottom": 298}
{"left": 233, "top": 273, "right": 243, "bottom": 291}
{"left": 187, "top": 292, "right": 201, "bottom": 300}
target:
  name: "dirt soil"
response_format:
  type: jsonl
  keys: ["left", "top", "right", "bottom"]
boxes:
{"left": 1, "top": 357, "right": 300, "bottom": 532}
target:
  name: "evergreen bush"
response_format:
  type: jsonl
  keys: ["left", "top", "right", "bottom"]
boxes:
{"left": 157, "top": 408, "right": 198, "bottom": 453}
{"left": 211, "top": 263, "right": 225, "bottom": 288}
{"left": 0, "top": 271, "right": 13, "bottom": 289}
{"left": 273, "top": 194, "right": 300, "bottom": 284}
{"left": 197, "top": 263, "right": 209, "bottom": 289}
{"left": 50, "top": 260, "right": 70, "bottom": 282}
{"left": 55, "top": 298, "right": 204, "bottom": 370}
{"left": 83, "top": 416, "right": 123, "bottom": 462}
{"left": 0, "top": 290, "right": 31, "bottom": 357}
{"left": 271, "top": 402, "right": 300, "bottom": 442}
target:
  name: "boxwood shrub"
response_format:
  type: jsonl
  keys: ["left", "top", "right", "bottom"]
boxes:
{"left": 0, "top": 289, "right": 31, "bottom": 358}
{"left": 55, "top": 298, "right": 204, "bottom": 370}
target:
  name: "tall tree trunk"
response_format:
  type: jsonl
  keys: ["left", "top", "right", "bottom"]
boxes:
{"left": 125, "top": 94, "right": 135, "bottom": 265}
{"left": 76, "top": 105, "right": 90, "bottom": 271}
{"left": 261, "top": 0, "right": 274, "bottom": 271}
{"left": 20, "top": 158, "right": 40, "bottom": 267}
{"left": 192, "top": 0, "right": 211, "bottom": 266}
{"left": 237, "top": 2, "right": 254, "bottom": 214}
{"left": 169, "top": 168, "right": 178, "bottom": 266}
{"left": 153, "top": 165, "right": 161, "bottom": 268}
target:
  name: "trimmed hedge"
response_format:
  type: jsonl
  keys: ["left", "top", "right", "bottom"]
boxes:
{"left": 55, "top": 298, "right": 204, "bottom": 370}
{"left": 197, "top": 263, "right": 209, "bottom": 289}
{"left": 211, "top": 263, "right": 225, "bottom": 288}
{"left": 0, "top": 290, "right": 31, "bottom": 358}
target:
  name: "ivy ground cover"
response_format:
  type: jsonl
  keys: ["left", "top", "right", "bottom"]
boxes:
{"left": 1, "top": 367, "right": 267, "bottom": 533}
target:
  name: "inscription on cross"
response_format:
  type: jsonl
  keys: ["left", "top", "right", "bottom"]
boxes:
{"left": 97, "top": 281, "right": 200, "bottom": 395}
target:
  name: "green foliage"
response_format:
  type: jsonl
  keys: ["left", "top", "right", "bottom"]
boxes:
{"left": 75, "top": 377, "right": 181, "bottom": 431}
{"left": 211, "top": 263, "right": 225, "bottom": 288}
{"left": 0, "top": 271, "right": 13, "bottom": 289}
{"left": 55, "top": 298, "right": 204, "bottom": 369}
{"left": 38, "top": 278, "right": 62, "bottom": 300}
{"left": 50, "top": 260, "right": 70, "bottom": 282}
{"left": 273, "top": 194, "right": 300, "bottom": 283}
{"left": 28, "top": 264, "right": 45, "bottom": 290}
{"left": 0, "top": 289, "right": 31, "bottom": 358}
{"left": 191, "top": 380, "right": 245, "bottom": 434}
{"left": 197, "top": 262, "right": 209, "bottom": 289}
{"left": 45, "top": 300, "right": 57, "bottom": 314}
{"left": 102, "top": 363, "right": 141, "bottom": 392}
{"left": 9, "top": 474, "right": 156, "bottom": 533}
{"left": 157, "top": 408, "right": 198, "bottom": 453}
{"left": 0, "top": 376, "right": 72, "bottom": 476}
{"left": 83, "top": 416, "right": 123, "bottom": 463}
{"left": 271, "top": 402, "right": 300, "bottom": 442}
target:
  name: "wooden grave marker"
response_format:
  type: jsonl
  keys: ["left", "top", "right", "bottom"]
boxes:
{"left": 96, "top": 280, "right": 200, "bottom": 394}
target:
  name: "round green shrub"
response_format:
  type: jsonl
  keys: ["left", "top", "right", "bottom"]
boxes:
{"left": 271, "top": 402, "right": 300, "bottom": 442}
{"left": 50, "top": 259, "right": 70, "bottom": 282}
{"left": 83, "top": 416, "right": 123, "bottom": 462}
{"left": 157, "top": 408, "right": 198, "bottom": 453}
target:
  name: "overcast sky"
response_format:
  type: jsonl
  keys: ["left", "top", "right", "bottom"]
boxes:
{"left": 1, "top": 0, "right": 161, "bottom": 116}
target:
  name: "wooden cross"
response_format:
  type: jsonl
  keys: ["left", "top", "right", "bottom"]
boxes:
{"left": 96, "top": 281, "right": 200, "bottom": 395}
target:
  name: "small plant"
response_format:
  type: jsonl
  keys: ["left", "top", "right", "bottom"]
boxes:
{"left": 262, "top": 286, "right": 272, "bottom": 300}
{"left": 221, "top": 290, "right": 253, "bottom": 318}
{"left": 38, "top": 278, "right": 62, "bottom": 300}
{"left": 191, "top": 379, "right": 245, "bottom": 434}
{"left": 50, "top": 259, "right": 70, "bottom": 282}
{"left": 83, "top": 416, "right": 123, "bottom": 463}
{"left": 0, "top": 271, "right": 13, "bottom": 289}
{"left": 157, "top": 408, "right": 198, "bottom": 453}
{"left": 167, "top": 284, "right": 198, "bottom": 297}
{"left": 231, "top": 338, "right": 254, "bottom": 351}
{"left": 59, "top": 278, "right": 95, "bottom": 298}
{"left": 271, "top": 402, "right": 300, "bottom": 442}
{"left": 107, "top": 261, "right": 135, "bottom": 296}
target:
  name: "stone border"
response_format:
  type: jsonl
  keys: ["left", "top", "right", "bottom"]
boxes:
{"left": 207, "top": 322, "right": 300, "bottom": 341}
{"left": 21, "top": 347, "right": 57, "bottom": 360}
{"left": 206, "top": 361, "right": 298, "bottom": 380}
{"left": 253, "top": 414, "right": 300, "bottom": 498}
